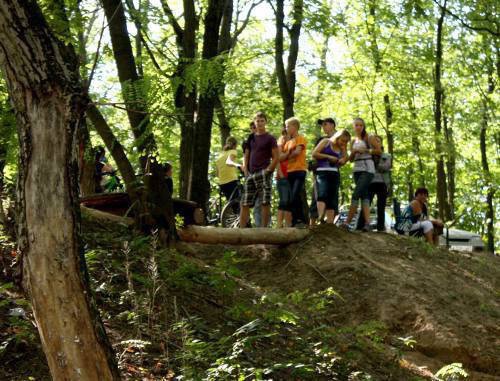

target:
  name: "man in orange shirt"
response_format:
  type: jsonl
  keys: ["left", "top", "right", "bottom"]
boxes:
{"left": 282, "top": 117, "right": 307, "bottom": 226}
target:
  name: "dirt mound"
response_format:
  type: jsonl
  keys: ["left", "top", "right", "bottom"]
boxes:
{"left": 189, "top": 225, "right": 500, "bottom": 380}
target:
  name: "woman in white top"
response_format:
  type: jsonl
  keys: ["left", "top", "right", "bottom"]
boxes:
{"left": 341, "top": 118, "right": 382, "bottom": 231}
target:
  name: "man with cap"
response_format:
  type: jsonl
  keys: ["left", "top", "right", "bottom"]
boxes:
{"left": 309, "top": 117, "right": 337, "bottom": 225}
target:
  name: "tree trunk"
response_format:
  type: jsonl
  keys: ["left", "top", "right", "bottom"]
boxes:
{"left": 443, "top": 97, "right": 455, "bottom": 220}
{"left": 162, "top": 0, "right": 198, "bottom": 199}
{"left": 191, "top": 0, "right": 225, "bottom": 209}
{"left": 102, "top": 0, "right": 154, "bottom": 154}
{"left": 86, "top": 104, "right": 137, "bottom": 191}
{"left": 408, "top": 94, "right": 426, "bottom": 187}
{"left": 215, "top": 0, "right": 234, "bottom": 147}
{"left": 78, "top": 122, "right": 98, "bottom": 196}
{"left": 433, "top": 0, "right": 450, "bottom": 221}
{"left": 0, "top": 1, "right": 120, "bottom": 379}
{"left": 275, "top": 0, "right": 303, "bottom": 121}
{"left": 480, "top": 43, "right": 496, "bottom": 253}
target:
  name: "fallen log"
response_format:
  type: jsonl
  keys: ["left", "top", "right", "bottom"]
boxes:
{"left": 80, "top": 192, "right": 204, "bottom": 226}
{"left": 80, "top": 205, "right": 134, "bottom": 226}
{"left": 178, "top": 226, "right": 310, "bottom": 245}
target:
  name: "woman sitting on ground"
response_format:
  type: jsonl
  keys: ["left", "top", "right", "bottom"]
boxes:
{"left": 215, "top": 136, "right": 241, "bottom": 202}
{"left": 312, "top": 129, "right": 350, "bottom": 224}
{"left": 397, "top": 187, "right": 443, "bottom": 245}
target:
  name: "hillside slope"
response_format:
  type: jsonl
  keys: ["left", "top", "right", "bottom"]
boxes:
{"left": 1, "top": 223, "right": 498, "bottom": 380}
{"left": 183, "top": 225, "right": 500, "bottom": 380}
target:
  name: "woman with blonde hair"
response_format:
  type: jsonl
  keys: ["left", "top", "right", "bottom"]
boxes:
{"left": 215, "top": 136, "right": 241, "bottom": 201}
{"left": 312, "top": 129, "right": 350, "bottom": 224}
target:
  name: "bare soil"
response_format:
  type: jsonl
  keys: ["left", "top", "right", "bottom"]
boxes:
{"left": 185, "top": 225, "right": 500, "bottom": 380}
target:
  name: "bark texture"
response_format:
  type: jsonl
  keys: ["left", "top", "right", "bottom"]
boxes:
{"left": 0, "top": 1, "right": 120, "bottom": 379}
{"left": 433, "top": 0, "right": 451, "bottom": 221}
{"left": 190, "top": 0, "right": 225, "bottom": 209}
{"left": 102, "top": 0, "right": 154, "bottom": 154}
{"left": 178, "top": 226, "right": 309, "bottom": 245}
{"left": 480, "top": 43, "right": 496, "bottom": 253}
{"left": 162, "top": 0, "right": 198, "bottom": 199}
{"left": 275, "top": 0, "right": 303, "bottom": 120}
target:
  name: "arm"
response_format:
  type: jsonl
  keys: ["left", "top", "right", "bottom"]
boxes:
{"left": 286, "top": 144, "right": 303, "bottom": 159}
{"left": 267, "top": 146, "right": 279, "bottom": 172}
{"left": 225, "top": 153, "right": 241, "bottom": 168}
{"left": 312, "top": 139, "right": 339, "bottom": 163}
{"left": 278, "top": 141, "right": 288, "bottom": 161}
{"left": 355, "top": 135, "right": 382, "bottom": 156}
{"left": 102, "top": 163, "right": 114, "bottom": 172}
{"left": 377, "top": 154, "right": 392, "bottom": 172}
{"left": 242, "top": 149, "right": 250, "bottom": 176}
{"left": 348, "top": 140, "right": 356, "bottom": 162}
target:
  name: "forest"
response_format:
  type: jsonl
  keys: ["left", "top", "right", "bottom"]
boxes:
{"left": 0, "top": 0, "right": 498, "bottom": 380}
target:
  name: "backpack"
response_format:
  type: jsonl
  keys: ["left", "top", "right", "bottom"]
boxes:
{"left": 395, "top": 205, "right": 414, "bottom": 233}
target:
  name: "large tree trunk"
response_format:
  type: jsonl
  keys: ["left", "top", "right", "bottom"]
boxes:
{"left": 102, "top": 0, "right": 154, "bottom": 154}
{"left": 190, "top": 0, "right": 225, "bottom": 209}
{"left": 0, "top": 1, "right": 120, "bottom": 379}
{"left": 162, "top": 0, "right": 198, "bottom": 199}
{"left": 275, "top": 0, "right": 303, "bottom": 120}
{"left": 433, "top": 0, "right": 450, "bottom": 221}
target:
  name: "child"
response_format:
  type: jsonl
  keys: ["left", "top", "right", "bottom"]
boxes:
{"left": 277, "top": 128, "right": 292, "bottom": 227}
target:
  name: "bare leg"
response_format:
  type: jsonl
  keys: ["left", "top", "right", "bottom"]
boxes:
{"left": 240, "top": 206, "right": 250, "bottom": 228}
{"left": 424, "top": 230, "right": 434, "bottom": 244}
{"left": 325, "top": 210, "right": 335, "bottom": 224}
{"left": 309, "top": 217, "right": 317, "bottom": 226}
{"left": 345, "top": 203, "right": 358, "bottom": 224}
{"left": 284, "top": 211, "right": 292, "bottom": 227}
{"left": 433, "top": 231, "right": 440, "bottom": 245}
{"left": 317, "top": 201, "right": 326, "bottom": 222}
{"left": 261, "top": 204, "right": 271, "bottom": 227}
{"left": 362, "top": 203, "right": 371, "bottom": 226}
{"left": 277, "top": 210, "right": 284, "bottom": 228}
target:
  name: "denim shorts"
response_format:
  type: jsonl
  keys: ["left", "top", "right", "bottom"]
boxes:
{"left": 277, "top": 178, "right": 292, "bottom": 211}
{"left": 316, "top": 170, "right": 340, "bottom": 212}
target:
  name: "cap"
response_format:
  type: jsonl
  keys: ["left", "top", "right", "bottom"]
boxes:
{"left": 317, "top": 117, "right": 336, "bottom": 126}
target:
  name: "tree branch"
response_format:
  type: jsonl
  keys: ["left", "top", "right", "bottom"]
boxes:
{"left": 160, "top": 0, "right": 184, "bottom": 39}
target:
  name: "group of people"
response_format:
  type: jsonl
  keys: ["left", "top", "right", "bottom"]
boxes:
{"left": 216, "top": 111, "right": 442, "bottom": 244}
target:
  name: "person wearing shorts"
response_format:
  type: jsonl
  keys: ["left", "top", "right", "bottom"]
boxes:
{"left": 276, "top": 129, "right": 292, "bottom": 227}
{"left": 312, "top": 129, "right": 350, "bottom": 224}
{"left": 309, "top": 117, "right": 337, "bottom": 225}
{"left": 397, "top": 187, "right": 443, "bottom": 245}
{"left": 240, "top": 112, "right": 278, "bottom": 228}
